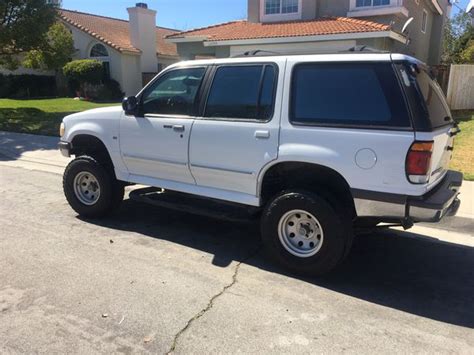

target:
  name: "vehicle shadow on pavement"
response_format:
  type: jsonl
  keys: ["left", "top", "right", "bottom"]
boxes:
{"left": 84, "top": 198, "right": 474, "bottom": 329}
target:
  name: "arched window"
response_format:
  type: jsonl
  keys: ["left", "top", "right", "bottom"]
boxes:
{"left": 90, "top": 43, "right": 109, "bottom": 57}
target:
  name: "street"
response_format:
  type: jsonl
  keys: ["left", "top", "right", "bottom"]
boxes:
{"left": 0, "top": 132, "right": 473, "bottom": 353}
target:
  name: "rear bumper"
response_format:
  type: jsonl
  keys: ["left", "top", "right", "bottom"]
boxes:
{"left": 408, "top": 170, "right": 463, "bottom": 222}
{"left": 58, "top": 141, "right": 71, "bottom": 157}
{"left": 353, "top": 170, "right": 463, "bottom": 223}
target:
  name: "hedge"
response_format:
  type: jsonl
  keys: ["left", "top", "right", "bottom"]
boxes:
{"left": 0, "top": 74, "right": 57, "bottom": 98}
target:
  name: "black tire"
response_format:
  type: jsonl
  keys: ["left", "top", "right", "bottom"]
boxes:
{"left": 261, "top": 190, "right": 353, "bottom": 276}
{"left": 63, "top": 156, "right": 124, "bottom": 218}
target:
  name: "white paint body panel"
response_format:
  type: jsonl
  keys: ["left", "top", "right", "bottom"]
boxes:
{"left": 119, "top": 114, "right": 195, "bottom": 184}
{"left": 60, "top": 53, "right": 454, "bottom": 212}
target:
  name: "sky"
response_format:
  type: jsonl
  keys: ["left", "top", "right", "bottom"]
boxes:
{"left": 61, "top": 0, "right": 248, "bottom": 31}
{"left": 62, "top": 0, "right": 472, "bottom": 30}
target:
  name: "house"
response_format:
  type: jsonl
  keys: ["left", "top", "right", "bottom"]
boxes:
{"left": 59, "top": 3, "right": 179, "bottom": 95}
{"left": 166, "top": 0, "right": 451, "bottom": 65}
{"left": 1, "top": 2, "right": 180, "bottom": 96}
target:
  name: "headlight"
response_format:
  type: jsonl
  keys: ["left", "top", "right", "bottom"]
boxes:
{"left": 59, "top": 122, "right": 65, "bottom": 137}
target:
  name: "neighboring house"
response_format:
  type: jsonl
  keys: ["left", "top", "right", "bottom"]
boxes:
{"left": 1, "top": 3, "right": 179, "bottom": 96}
{"left": 166, "top": 0, "right": 451, "bottom": 65}
{"left": 59, "top": 4, "right": 179, "bottom": 95}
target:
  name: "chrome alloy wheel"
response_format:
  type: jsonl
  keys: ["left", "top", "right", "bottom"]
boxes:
{"left": 278, "top": 209, "right": 324, "bottom": 258}
{"left": 73, "top": 171, "right": 101, "bottom": 206}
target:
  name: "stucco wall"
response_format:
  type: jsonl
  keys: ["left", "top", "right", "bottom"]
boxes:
{"left": 317, "top": 0, "right": 349, "bottom": 17}
{"left": 229, "top": 40, "right": 356, "bottom": 56}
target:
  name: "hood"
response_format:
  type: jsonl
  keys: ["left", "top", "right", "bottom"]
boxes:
{"left": 64, "top": 105, "right": 123, "bottom": 121}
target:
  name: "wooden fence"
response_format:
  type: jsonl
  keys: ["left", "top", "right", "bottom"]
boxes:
{"left": 447, "top": 64, "right": 474, "bottom": 110}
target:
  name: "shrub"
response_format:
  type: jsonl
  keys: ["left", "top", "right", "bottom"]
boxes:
{"left": 0, "top": 74, "right": 56, "bottom": 98}
{"left": 82, "top": 79, "right": 124, "bottom": 102}
{"left": 63, "top": 59, "right": 103, "bottom": 84}
{"left": 63, "top": 59, "right": 103, "bottom": 97}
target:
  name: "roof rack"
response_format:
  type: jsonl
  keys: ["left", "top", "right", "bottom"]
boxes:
{"left": 343, "top": 45, "right": 387, "bottom": 53}
{"left": 232, "top": 50, "right": 282, "bottom": 58}
{"left": 231, "top": 46, "right": 389, "bottom": 58}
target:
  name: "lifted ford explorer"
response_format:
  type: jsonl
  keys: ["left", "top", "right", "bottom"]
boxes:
{"left": 58, "top": 52, "right": 463, "bottom": 276}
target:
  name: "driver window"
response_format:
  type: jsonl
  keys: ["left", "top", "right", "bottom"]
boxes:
{"left": 141, "top": 67, "right": 206, "bottom": 116}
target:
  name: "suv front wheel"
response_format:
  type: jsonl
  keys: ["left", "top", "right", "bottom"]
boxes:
{"left": 63, "top": 156, "right": 124, "bottom": 218}
{"left": 261, "top": 190, "right": 352, "bottom": 276}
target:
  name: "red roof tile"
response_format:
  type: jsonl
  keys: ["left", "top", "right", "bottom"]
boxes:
{"left": 59, "top": 9, "right": 178, "bottom": 57}
{"left": 167, "top": 17, "right": 390, "bottom": 42}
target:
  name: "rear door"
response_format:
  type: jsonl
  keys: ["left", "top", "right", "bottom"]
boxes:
{"left": 189, "top": 61, "right": 283, "bottom": 197}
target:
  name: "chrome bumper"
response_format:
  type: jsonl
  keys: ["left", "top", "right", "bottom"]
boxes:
{"left": 353, "top": 170, "right": 463, "bottom": 223}
{"left": 58, "top": 141, "right": 71, "bottom": 157}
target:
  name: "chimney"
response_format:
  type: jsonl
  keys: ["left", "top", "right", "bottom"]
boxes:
{"left": 127, "top": 3, "right": 157, "bottom": 73}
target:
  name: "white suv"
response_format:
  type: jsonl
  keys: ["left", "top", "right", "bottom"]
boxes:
{"left": 58, "top": 52, "right": 463, "bottom": 275}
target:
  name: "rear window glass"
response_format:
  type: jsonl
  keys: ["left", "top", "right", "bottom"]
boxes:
{"left": 397, "top": 63, "right": 452, "bottom": 129}
{"left": 290, "top": 62, "right": 411, "bottom": 128}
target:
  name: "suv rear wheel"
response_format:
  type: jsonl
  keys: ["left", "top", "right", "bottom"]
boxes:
{"left": 63, "top": 156, "right": 124, "bottom": 218}
{"left": 261, "top": 190, "right": 352, "bottom": 276}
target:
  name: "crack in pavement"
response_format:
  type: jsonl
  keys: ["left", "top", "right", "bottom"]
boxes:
{"left": 166, "top": 247, "right": 261, "bottom": 354}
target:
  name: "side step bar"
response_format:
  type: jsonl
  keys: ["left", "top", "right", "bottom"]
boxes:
{"left": 129, "top": 187, "right": 261, "bottom": 223}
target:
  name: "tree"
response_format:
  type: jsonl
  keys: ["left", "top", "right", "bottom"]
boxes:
{"left": 460, "top": 39, "right": 474, "bottom": 63}
{"left": 442, "top": 12, "right": 474, "bottom": 64}
{"left": 0, "top": 0, "right": 57, "bottom": 69}
{"left": 23, "top": 22, "right": 75, "bottom": 72}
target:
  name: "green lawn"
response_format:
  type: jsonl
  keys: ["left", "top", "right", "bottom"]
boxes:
{"left": 451, "top": 111, "right": 474, "bottom": 181}
{"left": 0, "top": 98, "right": 119, "bottom": 136}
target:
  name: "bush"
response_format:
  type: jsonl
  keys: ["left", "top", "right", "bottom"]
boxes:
{"left": 63, "top": 59, "right": 103, "bottom": 97}
{"left": 63, "top": 59, "right": 103, "bottom": 84}
{"left": 0, "top": 74, "right": 57, "bottom": 98}
{"left": 83, "top": 79, "right": 124, "bottom": 101}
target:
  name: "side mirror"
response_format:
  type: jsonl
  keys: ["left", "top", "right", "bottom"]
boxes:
{"left": 122, "top": 96, "right": 138, "bottom": 115}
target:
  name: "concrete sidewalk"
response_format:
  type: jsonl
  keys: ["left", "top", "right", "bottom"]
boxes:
{"left": 1, "top": 130, "right": 472, "bottom": 219}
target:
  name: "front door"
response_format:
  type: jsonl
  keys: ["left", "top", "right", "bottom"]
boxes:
{"left": 120, "top": 67, "right": 207, "bottom": 184}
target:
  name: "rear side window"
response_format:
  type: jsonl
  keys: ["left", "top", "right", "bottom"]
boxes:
{"left": 290, "top": 62, "right": 411, "bottom": 128}
{"left": 205, "top": 64, "right": 277, "bottom": 120}
{"left": 397, "top": 63, "right": 452, "bottom": 129}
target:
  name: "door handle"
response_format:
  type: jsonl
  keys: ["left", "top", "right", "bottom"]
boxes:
{"left": 255, "top": 130, "right": 270, "bottom": 139}
{"left": 163, "top": 124, "right": 185, "bottom": 132}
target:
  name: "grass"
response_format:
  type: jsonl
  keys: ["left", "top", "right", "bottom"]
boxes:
{"left": 0, "top": 98, "right": 119, "bottom": 136}
{"left": 451, "top": 110, "right": 474, "bottom": 181}
{"left": 0, "top": 98, "right": 472, "bottom": 180}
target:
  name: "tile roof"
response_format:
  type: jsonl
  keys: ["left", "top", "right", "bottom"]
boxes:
{"left": 59, "top": 9, "right": 178, "bottom": 57}
{"left": 167, "top": 17, "right": 391, "bottom": 42}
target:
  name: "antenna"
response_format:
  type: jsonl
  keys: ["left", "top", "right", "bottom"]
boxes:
{"left": 401, "top": 17, "right": 414, "bottom": 46}
{"left": 402, "top": 17, "right": 414, "bottom": 34}
{"left": 467, "top": 0, "right": 474, "bottom": 13}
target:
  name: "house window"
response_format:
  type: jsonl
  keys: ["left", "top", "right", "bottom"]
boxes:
{"left": 90, "top": 43, "right": 109, "bottom": 57}
{"left": 421, "top": 9, "right": 428, "bottom": 33}
{"left": 356, "top": 0, "right": 390, "bottom": 7}
{"left": 89, "top": 43, "right": 110, "bottom": 80}
{"left": 264, "top": 0, "right": 299, "bottom": 15}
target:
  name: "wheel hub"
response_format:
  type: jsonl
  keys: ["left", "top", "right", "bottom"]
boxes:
{"left": 73, "top": 171, "right": 101, "bottom": 206}
{"left": 278, "top": 209, "right": 324, "bottom": 258}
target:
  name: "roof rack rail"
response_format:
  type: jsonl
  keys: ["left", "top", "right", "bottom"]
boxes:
{"left": 232, "top": 50, "right": 282, "bottom": 58}
{"left": 343, "top": 45, "right": 388, "bottom": 53}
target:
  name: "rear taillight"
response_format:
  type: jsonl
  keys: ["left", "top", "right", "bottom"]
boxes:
{"left": 406, "top": 141, "right": 434, "bottom": 184}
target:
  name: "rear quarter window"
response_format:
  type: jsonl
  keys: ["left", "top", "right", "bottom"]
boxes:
{"left": 290, "top": 62, "right": 411, "bottom": 129}
{"left": 396, "top": 63, "right": 452, "bottom": 130}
